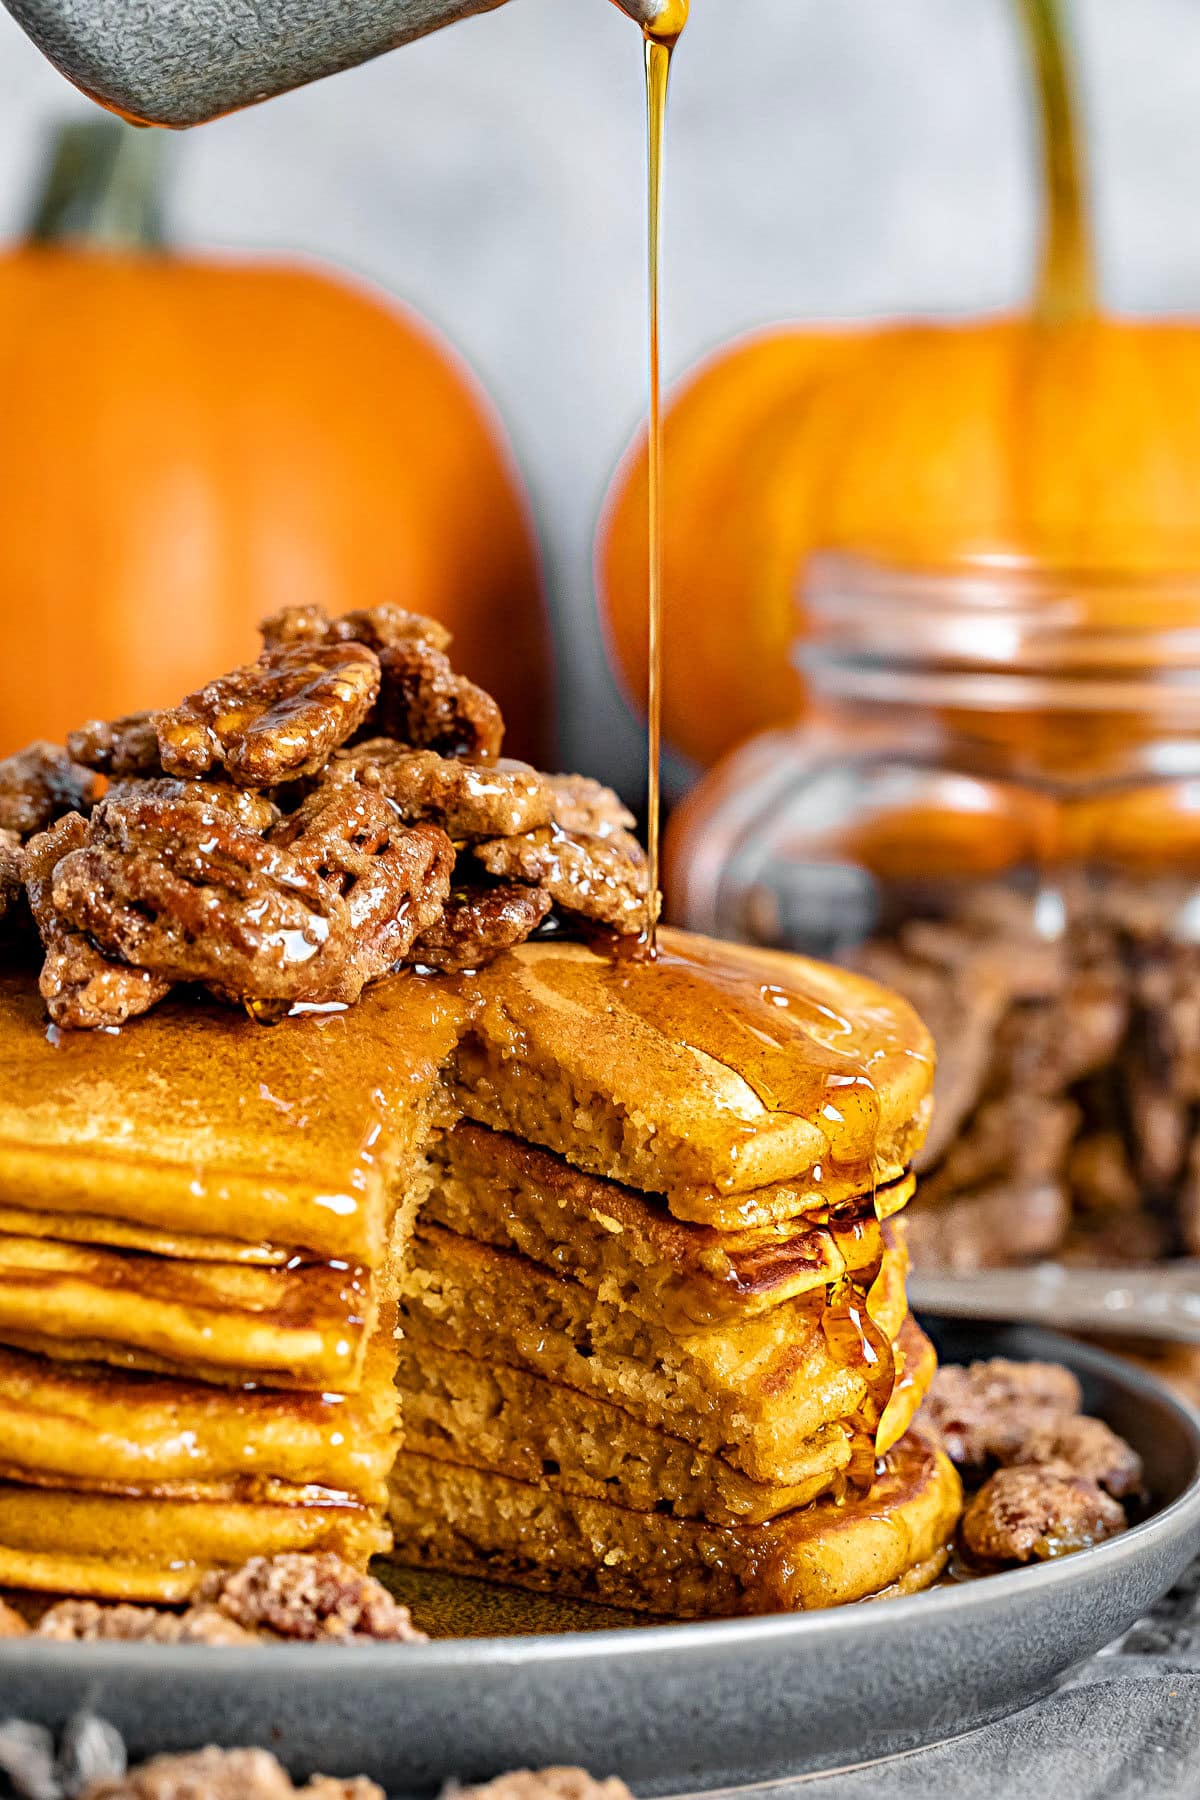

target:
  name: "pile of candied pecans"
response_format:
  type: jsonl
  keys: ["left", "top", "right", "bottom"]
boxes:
{"left": 0, "top": 608, "right": 649, "bottom": 1030}
{"left": 856, "top": 879, "right": 1200, "bottom": 1269}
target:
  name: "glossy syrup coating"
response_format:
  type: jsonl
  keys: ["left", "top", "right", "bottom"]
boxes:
{"left": 455, "top": 927, "right": 936, "bottom": 1218}
{"left": 0, "top": 965, "right": 470, "bottom": 1263}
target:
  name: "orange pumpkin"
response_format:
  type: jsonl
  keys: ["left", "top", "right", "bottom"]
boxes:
{"left": 598, "top": 0, "right": 1200, "bottom": 771}
{"left": 0, "top": 120, "right": 552, "bottom": 761}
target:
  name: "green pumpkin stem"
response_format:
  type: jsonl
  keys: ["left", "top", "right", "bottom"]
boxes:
{"left": 26, "top": 118, "right": 167, "bottom": 252}
{"left": 1017, "top": 0, "right": 1097, "bottom": 321}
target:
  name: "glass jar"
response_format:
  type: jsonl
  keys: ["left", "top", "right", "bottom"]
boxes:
{"left": 670, "top": 552, "right": 1200, "bottom": 1274}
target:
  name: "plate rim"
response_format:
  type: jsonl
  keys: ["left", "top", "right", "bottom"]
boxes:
{"left": 5, "top": 1325, "right": 1200, "bottom": 1678}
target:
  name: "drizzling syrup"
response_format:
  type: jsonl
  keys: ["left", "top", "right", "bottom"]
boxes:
{"left": 636, "top": 0, "right": 688, "bottom": 954}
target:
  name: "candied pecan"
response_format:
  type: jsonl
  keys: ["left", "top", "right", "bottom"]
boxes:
{"left": 37, "top": 1599, "right": 254, "bottom": 1644}
{"left": 960, "top": 1464, "right": 1126, "bottom": 1565}
{"left": 106, "top": 775, "right": 282, "bottom": 835}
{"left": 546, "top": 774, "right": 636, "bottom": 838}
{"left": 157, "top": 643, "right": 380, "bottom": 787}
{"left": 52, "top": 797, "right": 349, "bottom": 1006}
{"left": 270, "top": 790, "right": 454, "bottom": 993}
{"left": 410, "top": 881, "right": 552, "bottom": 971}
{"left": 201, "top": 1552, "right": 426, "bottom": 1644}
{"left": 261, "top": 602, "right": 451, "bottom": 654}
{"left": 25, "top": 814, "right": 172, "bottom": 1029}
{"left": 1021, "top": 1413, "right": 1144, "bottom": 1500}
{"left": 476, "top": 824, "right": 650, "bottom": 934}
{"left": 371, "top": 639, "right": 504, "bottom": 760}
{"left": 452, "top": 1774, "right": 633, "bottom": 1800}
{"left": 325, "top": 742, "right": 553, "bottom": 839}
{"left": 82, "top": 1747, "right": 383, "bottom": 1800}
{"left": 924, "top": 1358, "right": 1082, "bottom": 1470}
{"left": 67, "top": 712, "right": 163, "bottom": 778}
{"left": 0, "top": 741, "right": 98, "bottom": 839}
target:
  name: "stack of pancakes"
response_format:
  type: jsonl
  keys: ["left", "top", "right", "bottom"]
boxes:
{"left": 0, "top": 967, "right": 468, "bottom": 1601}
{"left": 0, "top": 926, "right": 960, "bottom": 1614}
{"left": 388, "top": 933, "right": 961, "bottom": 1616}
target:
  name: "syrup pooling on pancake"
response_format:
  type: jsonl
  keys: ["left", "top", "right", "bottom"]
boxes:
{"left": 575, "top": 936, "right": 880, "bottom": 1138}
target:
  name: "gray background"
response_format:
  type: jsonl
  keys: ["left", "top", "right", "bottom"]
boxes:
{"left": 1, "top": 0, "right": 1198, "bottom": 793}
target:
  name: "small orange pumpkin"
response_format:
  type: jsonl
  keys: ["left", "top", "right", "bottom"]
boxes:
{"left": 0, "top": 120, "right": 552, "bottom": 760}
{"left": 599, "top": 0, "right": 1200, "bottom": 771}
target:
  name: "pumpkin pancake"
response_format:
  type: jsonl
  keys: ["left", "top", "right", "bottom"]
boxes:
{"left": 427, "top": 1120, "right": 913, "bottom": 1331}
{"left": 450, "top": 931, "right": 934, "bottom": 1222}
{"left": 398, "top": 1221, "right": 909, "bottom": 1484}
{"left": 0, "top": 967, "right": 468, "bottom": 1262}
{"left": 0, "top": 1204, "right": 289, "bottom": 1264}
{"left": 395, "top": 1316, "right": 934, "bottom": 1526}
{"left": 388, "top": 1423, "right": 960, "bottom": 1618}
{"left": 0, "top": 1235, "right": 378, "bottom": 1389}
{"left": 0, "top": 1483, "right": 389, "bottom": 1603}
{"left": 0, "top": 1340, "right": 397, "bottom": 1504}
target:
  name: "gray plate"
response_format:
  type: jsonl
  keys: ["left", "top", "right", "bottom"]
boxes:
{"left": 2, "top": 1323, "right": 1199, "bottom": 1796}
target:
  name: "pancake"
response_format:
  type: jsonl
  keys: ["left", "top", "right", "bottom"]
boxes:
{"left": 0, "top": 1483, "right": 389, "bottom": 1603}
{"left": 387, "top": 1424, "right": 961, "bottom": 1617}
{"left": 426, "top": 1121, "right": 915, "bottom": 1331}
{"left": 398, "top": 1221, "right": 909, "bottom": 1483}
{"left": 0, "top": 967, "right": 468, "bottom": 1262}
{"left": 451, "top": 932, "right": 934, "bottom": 1219}
{"left": 0, "top": 1341, "right": 397, "bottom": 1503}
{"left": 0, "top": 1204, "right": 289, "bottom": 1265}
{"left": 0, "top": 1235, "right": 378, "bottom": 1390}
{"left": 395, "top": 1317, "right": 935, "bottom": 1525}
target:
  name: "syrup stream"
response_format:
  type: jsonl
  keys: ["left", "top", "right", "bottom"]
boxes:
{"left": 640, "top": 2, "right": 687, "bottom": 954}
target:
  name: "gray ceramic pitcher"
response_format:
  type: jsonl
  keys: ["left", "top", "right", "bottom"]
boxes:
{"left": 4, "top": 0, "right": 669, "bottom": 127}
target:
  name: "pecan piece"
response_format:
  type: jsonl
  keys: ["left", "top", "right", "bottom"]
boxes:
{"left": 454, "top": 1775, "right": 633, "bottom": 1800}
{"left": 37, "top": 1599, "right": 254, "bottom": 1644}
{"left": 157, "top": 642, "right": 380, "bottom": 787}
{"left": 271, "top": 789, "right": 453, "bottom": 995}
{"left": 52, "top": 797, "right": 349, "bottom": 1006}
{"left": 410, "top": 881, "right": 552, "bottom": 971}
{"left": 0, "top": 741, "right": 98, "bottom": 839}
{"left": 106, "top": 775, "right": 282, "bottom": 835}
{"left": 960, "top": 1464, "right": 1126, "bottom": 1565}
{"left": 261, "top": 602, "right": 451, "bottom": 654}
{"left": 372, "top": 639, "right": 504, "bottom": 759}
{"left": 25, "top": 814, "right": 172, "bottom": 1029}
{"left": 476, "top": 823, "right": 649, "bottom": 933}
{"left": 546, "top": 774, "right": 636, "bottom": 838}
{"left": 1020, "top": 1412, "right": 1144, "bottom": 1500}
{"left": 924, "top": 1358, "right": 1082, "bottom": 1470}
{"left": 83, "top": 1748, "right": 384, "bottom": 1800}
{"left": 67, "top": 712, "right": 162, "bottom": 777}
{"left": 200, "top": 1552, "right": 426, "bottom": 1644}
{"left": 325, "top": 742, "right": 553, "bottom": 839}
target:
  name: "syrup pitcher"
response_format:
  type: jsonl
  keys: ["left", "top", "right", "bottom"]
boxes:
{"left": 5, "top": 0, "right": 671, "bottom": 125}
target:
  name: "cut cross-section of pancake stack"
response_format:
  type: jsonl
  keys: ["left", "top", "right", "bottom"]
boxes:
{"left": 0, "top": 967, "right": 468, "bottom": 1601}
{"left": 389, "top": 932, "right": 962, "bottom": 1617}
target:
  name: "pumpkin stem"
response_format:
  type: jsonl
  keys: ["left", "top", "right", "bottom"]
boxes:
{"left": 1017, "top": 0, "right": 1096, "bottom": 321}
{"left": 26, "top": 118, "right": 167, "bottom": 252}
